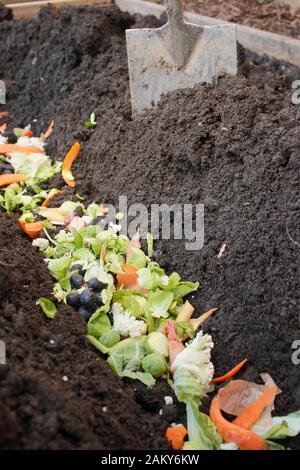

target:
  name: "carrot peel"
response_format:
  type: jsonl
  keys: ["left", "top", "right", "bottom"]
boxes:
{"left": 42, "top": 120, "right": 54, "bottom": 139}
{"left": 21, "top": 129, "right": 34, "bottom": 137}
{"left": 0, "top": 144, "right": 44, "bottom": 154}
{"left": 210, "top": 396, "right": 267, "bottom": 450}
{"left": 42, "top": 189, "right": 63, "bottom": 207}
{"left": 0, "top": 173, "right": 27, "bottom": 187}
{"left": 62, "top": 142, "right": 80, "bottom": 188}
{"left": 117, "top": 263, "right": 138, "bottom": 289}
{"left": 166, "top": 424, "right": 187, "bottom": 450}
{"left": 233, "top": 386, "right": 277, "bottom": 430}
{"left": 212, "top": 358, "right": 248, "bottom": 383}
{"left": 19, "top": 219, "right": 43, "bottom": 239}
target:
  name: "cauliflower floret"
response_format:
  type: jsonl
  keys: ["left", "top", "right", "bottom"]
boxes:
{"left": 32, "top": 238, "right": 49, "bottom": 251}
{"left": 172, "top": 331, "right": 214, "bottom": 388}
{"left": 17, "top": 135, "right": 45, "bottom": 150}
{"left": 112, "top": 302, "right": 147, "bottom": 338}
{"left": 67, "top": 216, "right": 86, "bottom": 232}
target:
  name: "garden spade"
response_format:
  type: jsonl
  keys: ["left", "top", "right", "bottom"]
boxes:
{"left": 126, "top": 0, "right": 237, "bottom": 115}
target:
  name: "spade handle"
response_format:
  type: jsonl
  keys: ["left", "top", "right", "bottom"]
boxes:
{"left": 164, "top": 0, "right": 184, "bottom": 26}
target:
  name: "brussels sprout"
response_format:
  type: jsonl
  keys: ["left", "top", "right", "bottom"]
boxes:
{"left": 144, "top": 331, "right": 168, "bottom": 357}
{"left": 141, "top": 353, "right": 167, "bottom": 377}
{"left": 100, "top": 330, "right": 120, "bottom": 348}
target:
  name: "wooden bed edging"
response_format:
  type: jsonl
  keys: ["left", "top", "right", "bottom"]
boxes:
{"left": 5, "top": 0, "right": 300, "bottom": 68}
{"left": 5, "top": 0, "right": 109, "bottom": 19}
{"left": 116, "top": 0, "right": 300, "bottom": 68}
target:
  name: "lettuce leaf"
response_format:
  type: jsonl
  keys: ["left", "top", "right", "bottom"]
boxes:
{"left": 107, "top": 336, "right": 155, "bottom": 387}
{"left": 170, "top": 281, "right": 199, "bottom": 299}
{"left": 186, "top": 400, "right": 222, "bottom": 450}
{"left": 87, "top": 310, "right": 111, "bottom": 338}
{"left": 147, "top": 290, "right": 174, "bottom": 318}
{"left": 38, "top": 297, "right": 57, "bottom": 319}
{"left": 48, "top": 257, "right": 72, "bottom": 281}
{"left": 84, "top": 263, "right": 113, "bottom": 285}
{"left": 127, "top": 247, "right": 147, "bottom": 270}
{"left": 138, "top": 263, "right": 165, "bottom": 290}
{"left": 105, "top": 252, "right": 124, "bottom": 273}
{"left": 261, "top": 411, "right": 300, "bottom": 440}
{"left": 113, "top": 290, "right": 147, "bottom": 318}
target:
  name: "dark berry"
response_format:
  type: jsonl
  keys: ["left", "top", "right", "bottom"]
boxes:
{"left": 87, "top": 277, "right": 106, "bottom": 292}
{"left": 74, "top": 206, "right": 84, "bottom": 217}
{"left": 80, "top": 289, "right": 94, "bottom": 308}
{"left": 7, "top": 133, "right": 17, "bottom": 144}
{"left": 66, "top": 292, "right": 81, "bottom": 309}
{"left": 70, "top": 264, "right": 85, "bottom": 276}
{"left": 78, "top": 306, "right": 92, "bottom": 322}
{"left": 95, "top": 292, "right": 104, "bottom": 307}
{"left": 107, "top": 311, "right": 113, "bottom": 322}
{"left": 70, "top": 274, "right": 84, "bottom": 289}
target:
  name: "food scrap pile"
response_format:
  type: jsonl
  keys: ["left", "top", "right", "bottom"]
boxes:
{"left": 1, "top": 114, "right": 300, "bottom": 451}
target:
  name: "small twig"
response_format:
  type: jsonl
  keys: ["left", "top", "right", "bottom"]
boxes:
{"left": 286, "top": 225, "right": 300, "bottom": 248}
{"left": 0, "top": 259, "right": 14, "bottom": 267}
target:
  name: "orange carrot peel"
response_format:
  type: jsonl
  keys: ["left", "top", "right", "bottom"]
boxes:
{"left": 210, "top": 376, "right": 279, "bottom": 450}
{"left": 0, "top": 173, "right": 27, "bottom": 187}
{"left": 0, "top": 112, "right": 9, "bottom": 117}
{"left": 42, "top": 120, "right": 54, "bottom": 140}
{"left": 21, "top": 129, "right": 34, "bottom": 137}
{"left": 212, "top": 358, "right": 248, "bottom": 383}
{"left": 166, "top": 424, "right": 188, "bottom": 450}
{"left": 0, "top": 144, "right": 44, "bottom": 154}
{"left": 62, "top": 142, "right": 80, "bottom": 188}
{"left": 233, "top": 386, "right": 277, "bottom": 430}
{"left": 19, "top": 219, "right": 44, "bottom": 239}
{"left": 42, "top": 189, "right": 63, "bottom": 207}
{"left": 210, "top": 396, "right": 268, "bottom": 450}
{"left": 117, "top": 263, "right": 138, "bottom": 290}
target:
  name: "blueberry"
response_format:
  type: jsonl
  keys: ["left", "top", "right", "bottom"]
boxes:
{"left": 87, "top": 277, "right": 106, "bottom": 292}
{"left": 78, "top": 306, "right": 92, "bottom": 322}
{"left": 95, "top": 292, "right": 104, "bottom": 307}
{"left": 66, "top": 292, "right": 81, "bottom": 309}
{"left": 80, "top": 289, "right": 94, "bottom": 308}
{"left": 70, "top": 274, "right": 84, "bottom": 289}
{"left": 0, "top": 161, "right": 14, "bottom": 174}
{"left": 107, "top": 311, "right": 113, "bottom": 322}
{"left": 70, "top": 264, "right": 85, "bottom": 276}
{"left": 74, "top": 206, "right": 84, "bottom": 217}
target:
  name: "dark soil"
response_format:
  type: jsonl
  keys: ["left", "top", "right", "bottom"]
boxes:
{"left": 1, "top": 5, "right": 300, "bottom": 449}
{"left": 0, "top": 3, "right": 12, "bottom": 23}
{"left": 0, "top": 213, "right": 179, "bottom": 449}
{"left": 180, "top": 0, "right": 300, "bottom": 39}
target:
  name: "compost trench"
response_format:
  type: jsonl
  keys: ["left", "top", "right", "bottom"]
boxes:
{"left": 0, "top": 5, "right": 300, "bottom": 450}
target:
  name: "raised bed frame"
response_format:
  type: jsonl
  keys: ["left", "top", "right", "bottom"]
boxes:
{"left": 4, "top": 0, "right": 300, "bottom": 68}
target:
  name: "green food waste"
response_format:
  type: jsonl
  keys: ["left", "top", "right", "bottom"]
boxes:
{"left": 1, "top": 120, "right": 300, "bottom": 452}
